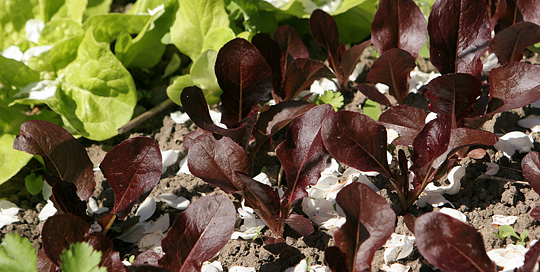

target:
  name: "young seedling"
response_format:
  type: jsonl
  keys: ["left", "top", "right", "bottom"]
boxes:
{"left": 493, "top": 225, "right": 529, "bottom": 246}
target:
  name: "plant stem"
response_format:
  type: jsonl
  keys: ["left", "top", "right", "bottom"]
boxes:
{"left": 118, "top": 99, "right": 174, "bottom": 134}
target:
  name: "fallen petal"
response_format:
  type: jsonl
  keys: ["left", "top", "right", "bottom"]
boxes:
{"left": 38, "top": 200, "right": 57, "bottom": 221}
{"left": 161, "top": 150, "right": 180, "bottom": 174}
{"left": 494, "top": 131, "right": 534, "bottom": 158}
{"left": 487, "top": 244, "right": 527, "bottom": 271}
{"left": 201, "top": 261, "right": 223, "bottom": 272}
{"left": 518, "top": 115, "right": 540, "bottom": 133}
{"left": 381, "top": 263, "right": 410, "bottom": 272}
{"left": 383, "top": 233, "right": 416, "bottom": 264}
{"left": 0, "top": 200, "right": 19, "bottom": 228}
{"left": 157, "top": 193, "right": 190, "bottom": 210}
{"left": 484, "top": 163, "right": 500, "bottom": 176}
{"left": 440, "top": 207, "right": 467, "bottom": 223}
{"left": 170, "top": 111, "right": 190, "bottom": 124}
{"left": 135, "top": 197, "right": 156, "bottom": 222}
{"left": 492, "top": 215, "right": 518, "bottom": 226}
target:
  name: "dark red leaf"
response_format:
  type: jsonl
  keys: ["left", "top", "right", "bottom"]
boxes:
{"left": 284, "top": 213, "right": 314, "bottom": 237}
{"left": 255, "top": 101, "right": 316, "bottom": 136}
{"left": 183, "top": 129, "right": 206, "bottom": 151}
{"left": 282, "top": 58, "right": 334, "bottom": 100}
{"left": 13, "top": 120, "right": 94, "bottom": 200}
{"left": 127, "top": 265, "right": 171, "bottom": 272}
{"left": 532, "top": 207, "right": 540, "bottom": 221}
{"left": 334, "top": 183, "right": 396, "bottom": 271}
{"left": 187, "top": 132, "right": 250, "bottom": 193}
{"left": 273, "top": 25, "right": 309, "bottom": 61}
{"left": 236, "top": 173, "right": 282, "bottom": 236}
{"left": 252, "top": 33, "right": 283, "bottom": 93}
{"left": 371, "top": 0, "right": 427, "bottom": 59}
{"left": 181, "top": 86, "right": 256, "bottom": 147}
{"left": 355, "top": 84, "right": 392, "bottom": 107}
{"left": 322, "top": 111, "right": 391, "bottom": 177}
{"left": 522, "top": 151, "right": 540, "bottom": 195}
{"left": 309, "top": 9, "right": 343, "bottom": 83}
{"left": 447, "top": 128, "right": 499, "bottom": 155}
{"left": 324, "top": 247, "right": 349, "bottom": 272}
{"left": 487, "top": 62, "right": 540, "bottom": 114}
{"left": 159, "top": 195, "right": 236, "bottom": 272}
{"left": 100, "top": 137, "right": 162, "bottom": 219}
{"left": 428, "top": 0, "right": 491, "bottom": 76}
{"left": 415, "top": 212, "right": 495, "bottom": 272}
{"left": 491, "top": 22, "right": 540, "bottom": 64}
{"left": 379, "top": 105, "right": 427, "bottom": 146}
{"left": 263, "top": 237, "right": 287, "bottom": 254}
{"left": 51, "top": 181, "right": 91, "bottom": 222}
{"left": 495, "top": 0, "right": 523, "bottom": 29}
{"left": 410, "top": 114, "right": 452, "bottom": 175}
{"left": 215, "top": 38, "right": 273, "bottom": 127}
{"left": 517, "top": 0, "right": 540, "bottom": 25}
{"left": 367, "top": 48, "right": 416, "bottom": 104}
{"left": 518, "top": 237, "right": 540, "bottom": 272}
{"left": 423, "top": 73, "right": 482, "bottom": 126}
{"left": 341, "top": 40, "right": 371, "bottom": 81}
{"left": 37, "top": 248, "right": 57, "bottom": 272}
{"left": 277, "top": 104, "right": 333, "bottom": 211}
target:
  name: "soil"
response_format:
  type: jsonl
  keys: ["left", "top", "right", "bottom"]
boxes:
{"left": 2, "top": 46, "right": 540, "bottom": 272}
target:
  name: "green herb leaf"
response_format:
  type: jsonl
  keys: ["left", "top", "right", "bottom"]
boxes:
{"left": 315, "top": 90, "right": 344, "bottom": 111}
{"left": 60, "top": 242, "right": 107, "bottom": 272}
{"left": 363, "top": 99, "right": 381, "bottom": 121}
{"left": 25, "top": 173, "right": 43, "bottom": 195}
{"left": 0, "top": 233, "right": 37, "bottom": 272}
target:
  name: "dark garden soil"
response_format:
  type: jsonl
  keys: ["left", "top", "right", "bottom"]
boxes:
{"left": 2, "top": 49, "right": 540, "bottom": 272}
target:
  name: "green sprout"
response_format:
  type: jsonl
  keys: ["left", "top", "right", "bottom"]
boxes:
{"left": 493, "top": 225, "right": 529, "bottom": 246}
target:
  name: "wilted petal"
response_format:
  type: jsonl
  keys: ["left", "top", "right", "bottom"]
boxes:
{"left": 157, "top": 193, "right": 190, "bottom": 210}
{"left": 161, "top": 150, "right": 180, "bottom": 174}
{"left": 494, "top": 131, "right": 534, "bottom": 158}
{"left": 38, "top": 200, "right": 57, "bottom": 221}
{"left": 0, "top": 200, "right": 19, "bottom": 228}
{"left": 201, "top": 261, "right": 223, "bottom": 272}
{"left": 484, "top": 163, "right": 500, "bottom": 175}
{"left": 492, "top": 215, "right": 518, "bottom": 226}
{"left": 440, "top": 207, "right": 467, "bottom": 223}
{"left": 487, "top": 244, "right": 527, "bottom": 271}
{"left": 383, "top": 233, "right": 415, "bottom": 264}
{"left": 135, "top": 197, "right": 156, "bottom": 222}
{"left": 518, "top": 115, "right": 540, "bottom": 133}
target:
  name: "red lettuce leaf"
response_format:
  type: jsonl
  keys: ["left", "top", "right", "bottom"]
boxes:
{"left": 181, "top": 86, "right": 256, "bottom": 147}
{"left": 273, "top": 25, "right": 309, "bottom": 61}
{"left": 41, "top": 214, "right": 125, "bottom": 272}
{"left": 379, "top": 105, "right": 427, "bottom": 146}
{"left": 13, "top": 120, "right": 94, "bottom": 200}
{"left": 428, "top": 0, "right": 491, "bottom": 76}
{"left": 252, "top": 33, "right": 283, "bottom": 93}
{"left": 51, "top": 181, "right": 91, "bottom": 222}
{"left": 159, "top": 195, "right": 235, "bottom": 272}
{"left": 100, "top": 137, "right": 162, "bottom": 219}
{"left": 236, "top": 173, "right": 282, "bottom": 236}
{"left": 371, "top": 0, "right": 427, "bottom": 59}
{"left": 491, "top": 22, "right": 540, "bottom": 64}
{"left": 282, "top": 58, "right": 334, "bottom": 100}
{"left": 447, "top": 128, "right": 499, "bottom": 155}
{"left": 522, "top": 151, "right": 540, "bottom": 195}
{"left": 187, "top": 132, "right": 250, "bottom": 193}
{"left": 415, "top": 212, "right": 495, "bottom": 272}
{"left": 367, "top": 48, "right": 416, "bottom": 104}
{"left": 517, "top": 0, "right": 540, "bottom": 25}
{"left": 423, "top": 73, "right": 482, "bottom": 126}
{"left": 215, "top": 38, "right": 273, "bottom": 128}
{"left": 277, "top": 104, "right": 333, "bottom": 212}
{"left": 127, "top": 266, "right": 171, "bottom": 272}
{"left": 37, "top": 248, "right": 57, "bottom": 272}
{"left": 341, "top": 40, "right": 371, "bottom": 82}
{"left": 309, "top": 9, "right": 344, "bottom": 85}
{"left": 333, "top": 183, "right": 396, "bottom": 271}
{"left": 355, "top": 84, "right": 392, "bottom": 107}
{"left": 255, "top": 101, "right": 316, "bottom": 136}
{"left": 284, "top": 213, "right": 314, "bottom": 237}
{"left": 324, "top": 247, "right": 349, "bottom": 272}
{"left": 518, "top": 237, "right": 540, "bottom": 272}
{"left": 322, "top": 110, "right": 392, "bottom": 177}
{"left": 532, "top": 207, "right": 540, "bottom": 221}
{"left": 487, "top": 62, "right": 540, "bottom": 114}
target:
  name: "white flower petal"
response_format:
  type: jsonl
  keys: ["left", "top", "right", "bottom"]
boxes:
{"left": 138, "top": 232, "right": 165, "bottom": 254}
{"left": 170, "top": 111, "right": 190, "bottom": 124}
{"left": 87, "top": 197, "right": 108, "bottom": 214}
{"left": 302, "top": 198, "right": 344, "bottom": 228}
{"left": 375, "top": 83, "right": 389, "bottom": 94}
{"left": 145, "top": 214, "right": 170, "bottom": 234}
{"left": 38, "top": 200, "right": 57, "bottom": 221}
{"left": 425, "top": 112, "right": 438, "bottom": 124}
{"left": 310, "top": 78, "right": 338, "bottom": 95}
{"left": 157, "top": 193, "right": 190, "bottom": 210}
{"left": 177, "top": 156, "right": 191, "bottom": 175}
{"left": 381, "top": 263, "right": 410, "bottom": 272}
{"left": 253, "top": 172, "right": 271, "bottom": 186}
{"left": 408, "top": 68, "right": 441, "bottom": 93}
{"left": 0, "top": 200, "right": 19, "bottom": 228}
{"left": 383, "top": 234, "right": 415, "bottom": 264}
{"left": 492, "top": 215, "right": 518, "bottom": 226}
{"left": 209, "top": 110, "right": 227, "bottom": 128}
{"left": 482, "top": 53, "right": 500, "bottom": 76}
{"left": 440, "top": 208, "right": 467, "bottom": 223}
{"left": 161, "top": 150, "right": 180, "bottom": 174}
{"left": 487, "top": 244, "right": 527, "bottom": 271}
{"left": 518, "top": 115, "right": 540, "bottom": 133}
{"left": 494, "top": 131, "right": 534, "bottom": 158}
{"left": 229, "top": 267, "right": 256, "bottom": 272}
{"left": 285, "top": 259, "right": 308, "bottom": 272}
{"left": 485, "top": 163, "right": 500, "bottom": 175}
{"left": 135, "top": 197, "right": 156, "bottom": 222}
{"left": 201, "top": 261, "right": 223, "bottom": 272}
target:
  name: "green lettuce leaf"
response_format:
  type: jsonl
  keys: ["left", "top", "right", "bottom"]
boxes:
{"left": 170, "top": 0, "right": 231, "bottom": 61}
{"left": 0, "top": 0, "right": 39, "bottom": 51}
{"left": 49, "top": 29, "right": 136, "bottom": 140}
{"left": 127, "top": 0, "right": 169, "bottom": 15}
{"left": 84, "top": 0, "right": 112, "bottom": 19}
{"left": 0, "top": 56, "right": 40, "bottom": 88}
{"left": 190, "top": 50, "right": 221, "bottom": 104}
{"left": 38, "top": 18, "right": 85, "bottom": 46}
{"left": 167, "top": 74, "right": 194, "bottom": 106}
{"left": 0, "top": 233, "right": 37, "bottom": 272}
{"left": 0, "top": 134, "right": 33, "bottom": 186}
{"left": 60, "top": 242, "right": 107, "bottom": 272}
{"left": 28, "top": 35, "right": 83, "bottom": 72}
{"left": 51, "top": 0, "right": 88, "bottom": 23}
{"left": 83, "top": 14, "right": 150, "bottom": 43}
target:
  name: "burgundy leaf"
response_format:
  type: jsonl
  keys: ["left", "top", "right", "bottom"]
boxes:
{"left": 159, "top": 195, "right": 236, "bottom": 272}
{"left": 37, "top": 248, "right": 57, "bottom": 272}
{"left": 491, "top": 22, "right": 540, "bottom": 64}
{"left": 367, "top": 48, "right": 416, "bottom": 104}
{"left": 273, "top": 25, "right": 309, "bottom": 61}
{"left": 379, "top": 105, "right": 427, "bottom": 146}
{"left": 423, "top": 73, "right": 482, "bottom": 126}
{"left": 487, "top": 62, "right": 540, "bottom": 114}
{"left": 100, "top": 137, "right": 162, "bottom": 219}
{"left": 517, "top": 0, "right": 540, "bottom": 25}
{"left": 51, "top": 181, "right": 91, "bottom": 222}
{"left": 181, "top": 86, "right": 256, "bottom": 147}
{"left": 532, "top": 207, "right": 540, "bottom": 221}
{"left": 428, "top": 0, "right": 491, "bottom": 76}
{"left": 522, "top": 151, "right": 540, "bottom": 195}
{"left": 371, "top": 0, "right": 427, "bottom": 59}
{"left": 215, "top": 38, "right": 273, "bottom": 127}
{"left": 518, "top": 237, "right": 540, "bottom": 272}
{"left": 277, "top": 104, "right": 333, "bottom": 211}
{"left": 322, "top": 110, "right": 392, "bottom": 177}
{"left": 355, "top": 84, "right": 392, "bottom": 107}
{"left": 237, "top": 173, "right": 282, "bottom": 236}
{"left": 447, "top": 128, "right": 499, "bottom": 155}
{"left": 309, "top": 9, "right": 343, "bottom": 83}
{"left": 183, "top": 129, "right": 206, "bottom": 151}
{"left": 263, "top": 237, "right": 287, "bottom": 254}
{"left": 252, "top": 33, "right": 283, "bottom": 93}
{"left": 282, "top": 58, "right": 334, "bottom": 100}
{"left": 324, "top": 247, "right": 349, "bottom": 272}
{"left": 495, "top": 0, "right": 523, "bottom": 29}
{"left": 285, "top": 213, "right": 314, "bottom": 237}
{"left": 187, "top": 132, "right": 250, "bottom": 193}
{"left": 255, "top": 100, "right": 316, "bottom": 136}
{"left": 42, "top": 214, "right": 125, "bottom": 272}
{"left": 334, "top": 183, "right": 396, "bottom": 271}
{"left": 341, "top": 40, "right": 371, "bottom": 81}
{"left": 415, "top": 212, "right": 495, "bottom": 272}
{"left": 127, "top": 265, "right": 171, "bottom": 272}
{"left": 13, "top": 120, "right": 94, "bottom": 200}
{"left": 410, "top": 114, "right": 452, "bottom": 176}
